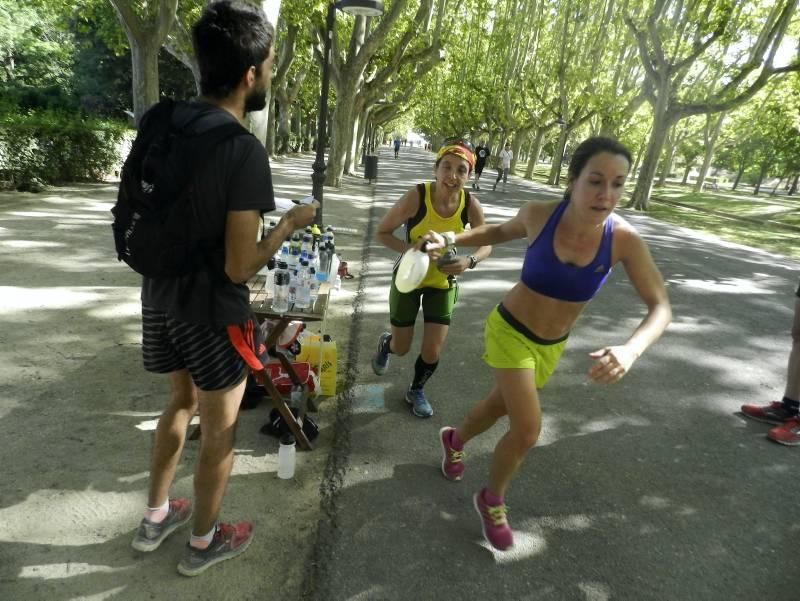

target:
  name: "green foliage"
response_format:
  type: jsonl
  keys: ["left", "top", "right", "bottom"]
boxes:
{"left": 0, "top": 0, "right": 75, "bottom": 89}
{"left": 0, "top": 112, "right": 129, "bottom": 187}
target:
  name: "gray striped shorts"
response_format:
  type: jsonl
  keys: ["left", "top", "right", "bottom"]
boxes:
{"left": 142, "top": 305, "right": 247, "bottom": 391}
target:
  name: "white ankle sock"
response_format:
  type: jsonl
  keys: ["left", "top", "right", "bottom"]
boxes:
{"left": 190, "top": 524, "right": 217, "bottom": 549}
{"left": 144, "top": 499, "right": 169, "bottom": 523}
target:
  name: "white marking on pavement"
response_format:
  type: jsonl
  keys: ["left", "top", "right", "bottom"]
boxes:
{"left": 352, "top": 383, "right": 389, "bottom": 413}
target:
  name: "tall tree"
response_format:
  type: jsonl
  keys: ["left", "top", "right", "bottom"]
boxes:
{"left": 107, "top": 0, "right": 178, "bottom": 122}
{"left": 625, "top": 0, "right": 800, "bottom": 210}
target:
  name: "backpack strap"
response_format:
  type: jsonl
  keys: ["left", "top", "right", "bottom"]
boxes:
{"left": 460, "top": 189, "right": 471, "bottom": 227}
{"left": 406, "top": 182, "right": 428, "bottom": 242}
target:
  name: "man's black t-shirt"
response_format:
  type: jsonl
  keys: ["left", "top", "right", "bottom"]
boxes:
{"left": 474, "top": 145, "right": 490, "bottom": 167}
{"left": 141, "top": 101, "right": 276, "bottom": 329}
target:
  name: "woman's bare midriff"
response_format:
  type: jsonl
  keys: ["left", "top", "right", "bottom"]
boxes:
{"left": 501, "top": 282, "right": 587, "bottom": 340}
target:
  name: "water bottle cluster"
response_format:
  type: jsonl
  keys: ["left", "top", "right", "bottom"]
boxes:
{"left": 263, "top": 223, "right": 339, "bottom": 314}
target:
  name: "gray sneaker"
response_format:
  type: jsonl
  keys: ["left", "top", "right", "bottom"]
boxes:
{"left": 131, "top": 498, "right": 193, "bottom": 552}
{"left": 177, "top": 521, "right": 254, "bottom": 577}
{"left": 406, "top": 388, "right": 433, "bottom": 418}
{"left": 372, "top": 331, "right": 392, "bottom": 375}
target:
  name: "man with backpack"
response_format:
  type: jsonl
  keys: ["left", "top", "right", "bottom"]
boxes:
{"left": 118, "top": 1, "right": 317, "bottom": 576}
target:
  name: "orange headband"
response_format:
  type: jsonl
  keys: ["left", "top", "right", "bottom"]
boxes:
{"left": 436, "top": 144, "right": 475, "bottom": 171}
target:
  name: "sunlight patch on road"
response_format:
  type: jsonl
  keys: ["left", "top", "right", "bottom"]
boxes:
{"left": 0, "top": 239, "right": 64, "bottom": 249}
{"left": 344, "top": 585, "right": 390, "bottom": 601}
{"left": 0, "top": 287, "right": 101, "bottom": 313}
{"left": 538, "top": 414, "right": 650, "bottom": 447}
{"left": 66, "top": 586, "right": 127, "bottom": 601}
{"left": 116, "top": 471, "right": 149, "bottom": 484}
{"left": 231, "top": 452, "right": 278, "bottom": 476}
{"left": 668, "top": 277, "right": 773, "bottom": 294}
{"left": 479, "top": 530, "right": 547, "bottom": 563}
{"left": 578, "top": 581, "right": 612, "bottom": 601}
{"left": 0, "top": 489, "right": 141, "bottom": 545}
{"left": 135, "top": 415, "right": 199, "bottom": 431}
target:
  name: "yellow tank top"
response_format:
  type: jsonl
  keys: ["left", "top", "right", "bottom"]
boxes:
{"left": 406, "top": 182, "right": 468, "bottom": 290}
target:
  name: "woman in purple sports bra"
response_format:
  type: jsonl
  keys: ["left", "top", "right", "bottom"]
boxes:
{"left": 422, "top": 136, "right": 672, "bottom": 551}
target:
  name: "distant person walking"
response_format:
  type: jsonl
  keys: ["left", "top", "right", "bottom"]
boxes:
{"left": 493, "top": 143, "right": 513, "bottom": 192}
{"left": 473, "top": 141, "right": 490, "bottom": 191}
{"left": 425, "top": 137, "right": 672, "bottom": 551}
{"left": 394, "top": 138, "right": 401, "bottom": 158}
{"left": 741, "top": 280, "right": 800, "bottom": 445}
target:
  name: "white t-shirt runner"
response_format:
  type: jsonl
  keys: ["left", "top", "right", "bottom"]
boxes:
{"left": 499, "top": 149, "right": 513, "bottom": 169}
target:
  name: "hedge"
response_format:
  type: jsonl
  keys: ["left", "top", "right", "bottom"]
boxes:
{"left": 0, "top": 111, "right": 131, "bottom": 188}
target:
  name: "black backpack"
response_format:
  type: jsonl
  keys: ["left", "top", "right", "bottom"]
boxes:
{"left": 111, "top": 99, "right": 251, "bottom": 279}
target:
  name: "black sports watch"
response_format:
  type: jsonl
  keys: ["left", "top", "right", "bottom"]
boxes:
{"left": 467, "top": 255, "right": 478, "bottom": 269}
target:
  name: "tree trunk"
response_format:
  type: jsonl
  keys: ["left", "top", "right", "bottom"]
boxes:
{"left": 771, "top": 176, "right": 783, "bottom": 196}
{"left": 628, "top": 107, "right": 671, "bottom": 211}
{"left": 248, "top": 107, "right": 270, "bottom": 147}
{"left": 548, "top": 128, "right": 569, "bottom": 186}
{"left": 631, "top": 134, "right": 649, "bottom": 181}
{"left": 325, "top": 92, "right": 356, "bottom": 186}
{"left": 657, "top": 130, "right": 677, "bottom": 187}
{"left": 265, "top": 93, "right": 276, "bottom": 156}
{"left": 754, "top": 163, "right": 769, "bottom": 195}
{"left": 732, "top": 162, "right": 746, "bottom": 190}
{"left": 276, "top": 94, "right": 291, "bottom": 154}
{"left": 344, "top": 113, "right": 360, "bottom": 175}
{"left": 525, "top": 129, "right": 546, "bottom": 179}
{"left": 790, "top": 174, "right": 799, "bottom": 195}
{"left": 510, "top": 132, "right": 528, "bottom": 173}
{"left": 109, "top": 0, "right": 178, "bottom": 124}
{"left": 354, "top": 111, "right": 367, "bottom": 166}
{"left": 693, "top": 114, "right": 726, "bottom": 192}
{"left": 681, "top": 164, "right": 693, "bottom": 185}
{"left": 130, "top": 41, "right": 161, "bottom": 121}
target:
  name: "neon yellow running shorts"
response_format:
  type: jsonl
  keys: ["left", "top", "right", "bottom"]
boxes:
{"left": 481, "top": 304, "right": 568, "bottom": 389}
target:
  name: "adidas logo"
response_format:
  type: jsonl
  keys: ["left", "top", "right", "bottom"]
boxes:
{"left": 141, "top": 180, "right": 155, "bottom": 194}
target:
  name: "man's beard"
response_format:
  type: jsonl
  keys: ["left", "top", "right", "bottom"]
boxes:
{"left": 244, "top": 84, "right": 268, "bottom": 113}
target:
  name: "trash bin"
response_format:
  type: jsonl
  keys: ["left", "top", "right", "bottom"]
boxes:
{"left": 364, "top": 155, "right": 379, "bottom": 184}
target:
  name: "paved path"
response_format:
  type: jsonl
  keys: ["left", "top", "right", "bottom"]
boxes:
{"left": 312, "top": 146, "right": 800, "bottom": 601}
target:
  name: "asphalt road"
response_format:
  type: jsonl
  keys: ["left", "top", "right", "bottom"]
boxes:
{"left": 311, "top": 146, "right": 800, "bottom": 601}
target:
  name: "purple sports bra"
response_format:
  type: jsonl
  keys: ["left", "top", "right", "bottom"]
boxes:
{"left": 520, "top": 199, "right": 614, "bottom": 302}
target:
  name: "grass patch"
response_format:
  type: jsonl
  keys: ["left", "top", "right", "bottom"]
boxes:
{"left": 646, "top": 199, "right": 800, "bottom": 259}
{"left": 653, "top": 185, "right": 800, "bottom": 224}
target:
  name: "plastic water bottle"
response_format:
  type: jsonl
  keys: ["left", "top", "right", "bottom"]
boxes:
{"left": 264, "top": 263, "right": 275, "bottom": 300}
{"left": 294, "top": 260, "right": 310, "bottom": 309}
{"left": 309, "top": 267, "right": 321, "bottom": 309}
{"left": 308, "top": 251, "right": 319, "bottom": 273}
{"left": 310, "top": 223, "right": 322, "bottom": 247}
{"left": 329, "top": 252, "right": 340, "bottom": 283}
{"left": 277, "top": 433, "right": 296, "bottom": 479}
{"left": 290, "top": 233, "right": 302, "bottom": 255}
{"left": 280, "top": 237, "right": 290, "bottom": 265}
{"left": 288, "top": 258, "right": 305, "bottom": 307}
{"left": 272, "top": 260, "right": 290, "bottom": 314}
{"left": 301, "top": 234, "right": 313, "bottom": 263}
{"left": 288, "top": 241, "right": 301, "bottom": 269}
{"left": 318, "top": 243, "right": 331, "bottom": 281}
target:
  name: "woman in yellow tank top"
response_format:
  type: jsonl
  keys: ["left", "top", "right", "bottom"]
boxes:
{"left": 372, "top": 142, "right": 492, "bottom": 417}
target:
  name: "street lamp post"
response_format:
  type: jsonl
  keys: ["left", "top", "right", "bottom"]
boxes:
{"left": 311, "top": 0, "right": 384, "bottom": 226}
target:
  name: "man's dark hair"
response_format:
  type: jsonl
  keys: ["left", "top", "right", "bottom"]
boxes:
{"left": 192, "top": 0, "right": 274, "bottom": 98}
{"left": 567, "top": 137, "right": 633, "bottom": 182}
